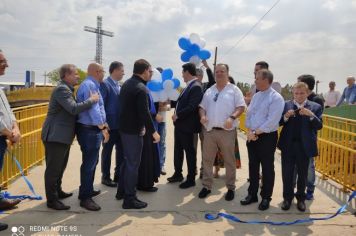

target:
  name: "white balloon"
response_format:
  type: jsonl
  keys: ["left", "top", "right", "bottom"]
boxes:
{"left": 168, "top": 90, "right": 180, "bottom": 101}
{"left": 189, "top": 55, "right": 201, "bottom": 66}
{"left": 189, "top": 33, "right": 201, "bottom": 45}
{"left": 159, "top": 91, "right": 169, "bottom": 102}
{"left": 150, "top": 92, "right": 160, "bottom": 102}
{"left": 198, "top": 38, "right": 206, "bottom": 48}
{"left": 163, "top": 80, "right": 174, "bottom": 91}
{"left": 151, "top": 68, "right": 161, "bottom": 82}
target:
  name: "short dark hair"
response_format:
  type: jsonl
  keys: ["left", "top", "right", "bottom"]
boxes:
{"left": 182, "top": 63, "right": 196, "bottom": 76}
{"left": 133, "top": 59, "right": 150, "bottom": 74}
{"left": 298, "top": 74, "right": 315, "bottom": 90}
{"left": 59, "top": 64, "right": 76, "bottom": 80}
{"left": 258, "top": 69, "right": 273, "bottom": 84}
{"left": 109, "top": 61, "right": 123, "bottom": 74}
{"left": 216, "top": 63, "right": 229, "bottom": 73}
{"left": 255, "top": 61, "right": 269, "bottom": 69}
{"left": 156, "top": 67, "right": 163, "bottom": 73}
{"left": 228, "top": 76, "right": 235, "bottom": 85}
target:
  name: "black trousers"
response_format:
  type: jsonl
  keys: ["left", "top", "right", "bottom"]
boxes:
{"left": 44, "top": 141, "right": 71, "bottom": 202}
{"left": 246, "top": 131, "right": 278, "bottom": 200}
{"left": 282, "top": 141, "right": 309, "bottom": 201}
{"left": 173, "top": 128, "right": 196, "bottom": 181}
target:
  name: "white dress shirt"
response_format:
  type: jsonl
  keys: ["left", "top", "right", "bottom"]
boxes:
{"left": 324, "top": 90, "right": 341, "bottom": 107}
{"left": 200, "top": 83, "right": 246, "bottom": 131}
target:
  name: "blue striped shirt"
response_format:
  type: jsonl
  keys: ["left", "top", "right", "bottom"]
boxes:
{"left": 77, "top": 76, "right": 106, "bottom": 126}
{"left": 246, "top": 87, "right": 284, "bottom": 133}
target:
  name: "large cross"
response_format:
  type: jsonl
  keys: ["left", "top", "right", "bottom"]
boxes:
{"left": 84, "top": 16, "right": 114, "bottom": 65}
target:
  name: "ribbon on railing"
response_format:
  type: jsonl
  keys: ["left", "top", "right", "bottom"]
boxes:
{"left": 2, "top": 149, "right": 42, "bottom": 200}
{"left": 205, "top": 191, "right": 356, "bottom": 225}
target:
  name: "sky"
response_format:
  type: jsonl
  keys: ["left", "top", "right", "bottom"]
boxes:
{"left": 1, "top": 0, "right": 355, "bottom": 93}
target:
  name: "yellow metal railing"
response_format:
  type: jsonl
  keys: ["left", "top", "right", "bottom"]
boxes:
{"left": 317, "top": 115, "right": 356, "bottom": 192}
{"left": 0, "top": 103, "right": 48, "bottom": 187}
{"left": 6, "top": 87, "right": 53, "bottom": 103}
{"left": 239, "top": 112, "right": 356, "bottom": 192}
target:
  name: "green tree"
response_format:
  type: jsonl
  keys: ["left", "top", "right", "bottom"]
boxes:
{"left": 281, "top": 83, "right": 293, "bottom": 100}
{"left": 236, "top": 82, "right": 251, "bottom": 95}
{"left": 48, "top": 68, "right": 87, "bottom": 85}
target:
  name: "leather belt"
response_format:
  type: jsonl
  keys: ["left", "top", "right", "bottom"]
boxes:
{"left": 77, "top": 123, "right": 101, "bottom": 131}
{"left": 212, "top": 127, "right": 224, "bottom": 130}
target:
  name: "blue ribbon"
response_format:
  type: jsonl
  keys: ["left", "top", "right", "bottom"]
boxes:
{"left": 205, "top": 191, "right": 356, "bottom": 225}
{"left": 2, "top": 150, "right": 42, "bottom": 200}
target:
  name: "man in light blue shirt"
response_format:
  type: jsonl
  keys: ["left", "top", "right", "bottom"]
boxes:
{"left": 76, "top": 63, "right": 109, "bottom": 211}
{"left": 240, "top": 69, "right": 284, "bottom": 211}
{"left": 336, "top": 76, "right": 356, "bottom": 106}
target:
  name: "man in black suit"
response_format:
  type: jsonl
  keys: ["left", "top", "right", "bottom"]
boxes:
{"left": 167, "top": 63, "right": 203, "bottom": 189}
{"left": 278, "top": 82, "right": 323, "bottom": 211}
{"left": 42, "top": 64, "right": 99, "bottom": 210}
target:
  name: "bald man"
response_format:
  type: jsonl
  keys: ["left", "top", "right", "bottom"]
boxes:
{"left": 337, "top": 76, "right": 356, "bottom": 106}
{"left": 76, "top": 63, "right": 109, "bottom": 211}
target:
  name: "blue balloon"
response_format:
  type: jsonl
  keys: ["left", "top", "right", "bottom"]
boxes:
{"left": 178, "top": 37, "right": 191, "bottom": 50}
{"left": 181, "top": 51, "right": 192, "bottom": 62}
{"left": 189, "top": 44, "right": 200, "bottom": 55}
{"left": 172, "top": 78, "right": 180, "bottom": 89}
{"left": 147, "top": 81, "right": 163, "bottom": 92}
{"left": 162, "top": 69, "right": 173, "bottom": 82}
{"left": 199, "top": 50, "right": 211, "bottom": 60}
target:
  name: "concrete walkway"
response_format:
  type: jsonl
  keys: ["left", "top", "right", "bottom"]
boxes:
{"left": 1, "top": 111, "right": 355, "bottom": 235}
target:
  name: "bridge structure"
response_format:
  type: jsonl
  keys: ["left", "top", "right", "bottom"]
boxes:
{"left": 0, "top": 103, "right": 355, "bottom": 235}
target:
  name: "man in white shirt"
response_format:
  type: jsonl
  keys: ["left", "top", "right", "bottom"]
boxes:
{"left": 198, "top": 64, "right": 246, "bottom": 201}
{"left": 324, "top": 81, "right": 341, "bottom": 108}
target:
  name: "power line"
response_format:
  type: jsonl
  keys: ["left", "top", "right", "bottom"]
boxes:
{"left": 223, "top": 0, "right": 282, "bottom": 56}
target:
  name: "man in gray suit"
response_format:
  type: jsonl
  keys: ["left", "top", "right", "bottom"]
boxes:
{"left": 42, "top": 64, "right": 99, "bottom": 210}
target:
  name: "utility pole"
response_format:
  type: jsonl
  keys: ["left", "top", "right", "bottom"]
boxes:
{"left": 213, "top": 46, "right": 218, "bottom": 75}
{"left": 42, "top": 71, "right": 49, "bottom": 85}
{"left": 84, "top": 16, "right": 114, "bottom": 64}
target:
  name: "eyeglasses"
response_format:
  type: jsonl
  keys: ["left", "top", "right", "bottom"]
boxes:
{"left": 213, "top": 93, "right": 219, "bottom": 102}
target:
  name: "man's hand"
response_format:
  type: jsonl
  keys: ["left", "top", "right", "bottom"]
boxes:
{"left": 200, "top": 115, "right": 208, "bottom": 125}
{"left": 102, "top": 129, "right": 110, "bottom": 143}
{"left": 10, "top": 127, "right": 21, "bottom": 144}
{"left": 202, "top": 60, "right": 209, "bottom": 69}
{"left": 284, "top": 109, "right": 296, "bottom": 119}
{"left": 224, "top": 117, "right": 234, "bottom": 129}
{"left": 152, "top": 131, "right": 160, "bottom": 143}
{"left": 155, "top": 114, "right": 163, "bottom": 123}
{"left": 299, "top": 107, "right": 314, "bottom": 117}
{"left": 172, "top": 114, "right": 178, "bottom": 122}
{"left": 89, "top": 91, "right": 100, "bottom": 103}
{"left": 247, "top": 130, "right": 258, "bottom": 142}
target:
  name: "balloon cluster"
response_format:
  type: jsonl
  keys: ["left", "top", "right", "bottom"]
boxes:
{"left": 178, "top": 33, "right": 211, "bottom": 65}
{"left": 147, "top": 68, "right": 181, "bottom": 102}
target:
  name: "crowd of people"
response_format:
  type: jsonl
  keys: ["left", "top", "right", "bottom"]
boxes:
{"left": 0, "top": 48, "right": 355, "bottom": 231}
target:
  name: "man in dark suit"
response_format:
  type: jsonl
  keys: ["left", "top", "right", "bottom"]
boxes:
{"left": 42, "top": 64, "right": 99, "bottom": 210}
{"left": 100, "top": 61, "right": 125, "bottom": 187}
{"left": 278, "top": 82, "right": 323, "bottom": 212}
{"left": 167, "top": 63, "right": 203, "bottom": 189}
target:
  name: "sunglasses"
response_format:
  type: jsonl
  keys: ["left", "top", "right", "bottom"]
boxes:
{"left": 213, "top": 93, "right": 219, "bottom": 102}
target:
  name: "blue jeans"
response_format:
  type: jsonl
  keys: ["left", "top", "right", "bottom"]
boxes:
{"left": 101, "top": 129, "right": 124, "bottom": 180}
{"left": 0, "top": 136, "right": 7, "bottom": 200}
{"left": 77, "top": 126, "right": 103, "bottom": 200}
{"left": 157, "top": 122, "right": 166, "bottom": 169}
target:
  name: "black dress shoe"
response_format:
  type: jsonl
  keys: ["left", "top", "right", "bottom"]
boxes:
{"left": 240, "top": 195, "right": 258, "bottom": 205}
{"left": 281, "top": 200, "right": 292, "bottom": 211}
{"left": 0, "top": 222, "right": 8, "bottom": 231}
{"left": 47, "top": 200, "right": 70, "bottom": 210}
{"left": 225, "top": 190, "right": 235, "bottom": 201}
{"left": 0, "top": 198, "right": 21, "bottom": 210}
{"left": 167, "top": 174, "right": 184, "bottom": 183}
{"left": 258, "top": 199, "right": 270, "bottom": 211}
{"left": 122, "top": 199, "right": 148, "bottom": 209}
{"left": 58, "top": 190, "right": 73, "bottom": 199}
{"left": 297, "top": 200, "right": 306, "bottom": 212}
{"left": 179, "top": 180, "right": 196, "bottom": 189}
{"left": 91, "top": 190, "right": 101, "bottom": 197}
{"left": 198, "top": 188, "right": 211, "bottom": 198}
{"left": 115, "top": 192, "right": 124, "bottom": 200}
{"left": 137, "top": 186, "right": 158, "bottom": 192}
{"left": 102, "top": 178, "right": 117, "bottom": 187}
{"left": 80, "top": 198, "right": 101, "bottom": 211}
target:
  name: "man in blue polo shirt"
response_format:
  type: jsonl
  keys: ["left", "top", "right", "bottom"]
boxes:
{"left": 76, "top": 63, "right": 109, "bottom": 211}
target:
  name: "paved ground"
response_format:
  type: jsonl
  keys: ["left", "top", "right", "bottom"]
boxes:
{"left": 1, "top": 111, "right": 355, "bottom": 235}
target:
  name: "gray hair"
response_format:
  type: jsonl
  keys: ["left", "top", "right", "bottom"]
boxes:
{"left": 257, "top": 69, "right": 273, "bottom": 84}
{"left": 59, "top": 64, "right": 76, "bottom": 80}
{"left": 196, "top": 68, "right": 203, "bottom": 77}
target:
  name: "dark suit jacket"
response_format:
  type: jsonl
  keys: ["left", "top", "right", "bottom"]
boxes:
{"left": 100, "top": 77, "right": 121, "bottom": 130}
{"left": 277, "top": 100, "right": 323, "bottom": 157}
{"left": 174, "top": 79, "right": 203, "bottom": 133}
{"left": 41, "top": 81, "right": 94, "bottom": 145}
